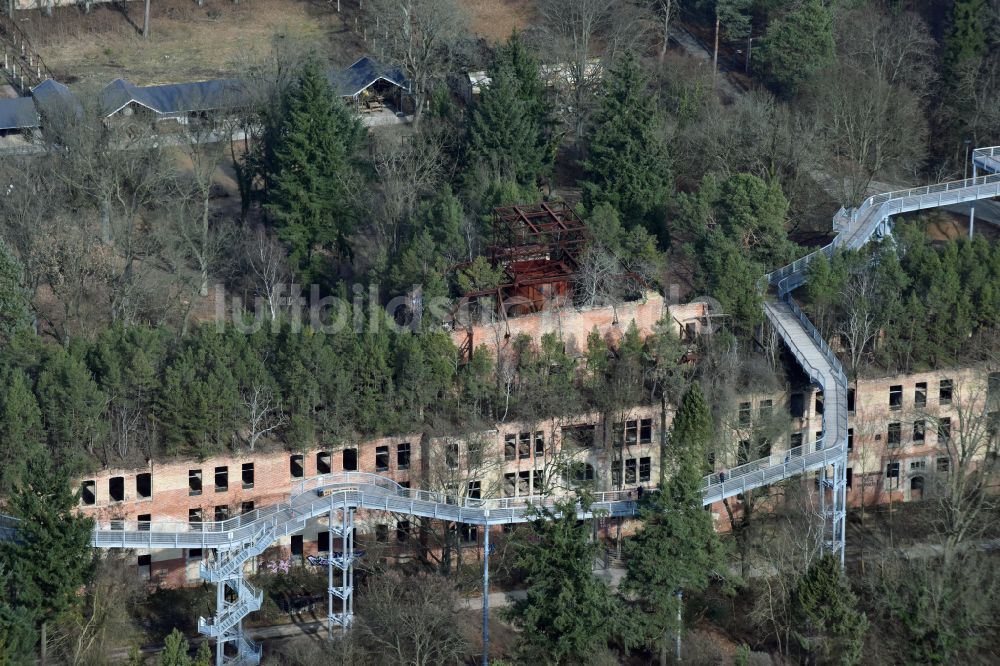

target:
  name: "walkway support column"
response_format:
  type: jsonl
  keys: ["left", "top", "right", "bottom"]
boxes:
{"left": 970, "top": 164, "right": 977, "bottom": 238}
{"left": 482, "top": 515, "right": 490, "bottom": 666}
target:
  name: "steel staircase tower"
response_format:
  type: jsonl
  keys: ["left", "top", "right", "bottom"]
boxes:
{"left": 0, "top": 146, "right": 997, "bottom": 658}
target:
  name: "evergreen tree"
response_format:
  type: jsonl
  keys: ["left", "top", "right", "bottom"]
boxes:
{"left": 0, "top": 238, "right": 32, "bottom": 341}
{"left": 700, "top": 231, "right": 763, "bottom": 338}
{"left": 507, "top": 497, "right": 630, "bottom": 664}
{"left": 715, "top": 173, "right": 792, "bottom": 267}
{"left": 468, "top": 64, "right": 546, "bottom": 185}
{"left": 762, "top": 0, "right": 835, "bottom": 96}
{"left": 159, "top": 628, "right": 191, "bottom": 666}
{"left": 0, "top": 455, "right": 94, "bottom": 663}
{"left": 944, "top": 0, "right": 988, "bottom": 78}
{"left": 792, "top": 554, "right": 868, "bottom": 665}
{"left": 265, "top": 58, "right": 364, "bottom": 282}
{"left": 0, "top": 595, "right": 35, "bottom": 666}
{"left": 0, "top": 367, "right": 45, "bottom": 497}
{"left": 35, "top": 349, "right": 106, "bottom": 475}
{"left": 622, "top": 383, "right": 731, "bottom": 666}
{"left": 581, "top": 52, "right": 672, "bottom": 230}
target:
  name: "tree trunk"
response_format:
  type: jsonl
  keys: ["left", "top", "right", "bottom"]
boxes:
{"left": 660, "top": 630, "right": 669, "bottom": 666}
{"left": 712, "top": 15, "right": 720, "bottom": 76}
{"left": 142, "top": 0, "right": 150, "bottom": 39}
{"left": 660, "top": 0, "right": 672, "bottom": 61}
{"left": 101, "top": 197, "right": 111, "bottom": 243}
{"left": 40, "top": 621, "right": 47, "bottom": 665}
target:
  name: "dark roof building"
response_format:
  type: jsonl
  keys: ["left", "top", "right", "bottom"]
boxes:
{"left": 100, "top": 77, "right": 249, "bottom": 118}
{"left": 330, "top": 56, "right": 409, "bottom": 98}
{"left": 31, "top": 79, "right": 82, "bottom": 120}
{"left": 0, "top": 97, "right": 39, "bottom": 131}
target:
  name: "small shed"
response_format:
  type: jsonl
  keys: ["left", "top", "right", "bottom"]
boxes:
{"left": 330, "top": 56, "right": 411, "bottom": 116}
{"left": 100, "top": 77, "right": 248, "bottom": 125}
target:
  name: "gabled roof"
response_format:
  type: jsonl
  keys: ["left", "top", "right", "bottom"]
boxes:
{"left": 0, "top": 97, "right": 39, "bottom": 131}
{"left": 100, "top": 77, "right": 250, "bottom": 117}
{"left": 100, "top": 78, "right": 158, "bottom": 116}
{"left": 31, "top": 79, "right": 82, "bottom": 120}
{"left": 330, "top": 56, "right": 409, "bottom": 98}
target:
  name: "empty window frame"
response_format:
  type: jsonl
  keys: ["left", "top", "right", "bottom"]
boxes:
{"left": 343, "top": 448, "right": 358, "bottom": 471}
{"left": 81, "top": 480, "right": 96, "bottom": 505}
{"left": 887, "top": 423, "right": 902, "bottom": 447}
{"left": 847, "top": 428, "right": 854, "bottom": 452}
{"left": 375, "top": 446, "right": 390, "bottom": 472}
{"left": 290, "top": 454, "right": 304, "bottom": 478}
{"left": 214, "top": 466, "right": 228, "bottom": 492}
{"left": 938, "top": 417, "right": 952, "bottom": 443}
{"left": 517, "top": 470, "right": 531, "bottom": 496}
{"left": 936, "top": 457, "right": 951, "bottom": 473}
{"left": 574, "top": 463, "right": 595, "bottom": 482}
{"left": 915, "top": 382, "right": 927, "bottom": 408}
{"left": 468, "top": 480, "right": 481, "bottom": 500}
{"left": 639, "top": 457, "right": 651, "bottom": 482}
{"left": 214, "top": 505, "right": 229, "bottom": 522}
{"left": 138, "top": 513, "right": 151, "bottom": 532}
{"left": 846, "top": 468, "right": 853, "bottom": 489}
{"left": 188, "top": 548, "right": 203, "bottom": 560}
{"left": 241, "top": 463, "right": 254, "bottom": 489}
{"left": 790, "top": 393, "right": 805, "bottom": 418}
{"left": 939, "top": 379, "right": 953, "bottom": 406}
{"left": 317, "top": 532, "right": 330, "bottom": 552}
{"left": 468, "top": 440, "right": 484, "bottom": 467}
{"left": 534, "top": 432, "right": 545, "bottom": 457}
{"left": 461, "top": 524, "right": 478, "bottom": 543}
{"left": 625, "top": 458, "right": 637, "bottom": 484}
{"left": 639, "top": 418, "right": 653, "bottom": 444}
{"left": 913, "top": 420, "right": 926, "bottom": 442}
{"left": 790, "top": 433, "right": 804, "bottom": 449}
{"left": 847, "top": 388, "right": 856, "bottom": 413}
{"left": 138, "top": 555, "right": 151, "bottom": 580}
{"left": 109, "top": 476, "right": 125, "bottom": 502}
{"left": 375, "top": 525, "right": 389, "bottom": 542}
{"left": 889, "top": 385, "right": 903, "bottom": 410}
{"left": 990, "top": 372, "right": 1000, "bottom": 400}
{"left": 504, "top": 434, "right": 517, "bottom": 461}
{"left": 562, "top": 424, "right": 596, "bottom": 447}
{"left": 815, "top": 392, "right": 825, "bottom": 415}
{"left": 136, "top": 473, "right": 152, "bottom": 499}
{"left": 885, "top": 461, "right": 900, "bottom": 488}
{"left": 317, "top": 452, "right": 332, "bottom": 475}
{"left": 189, "top": 508, "right": 203, "bottom": 531}
{"left": 738, "top": 402, "right": 752, "bottom": 427}
{"left": 518, "top": 432, "right": 531, "bottom": 459}
{"left": 290, "top": 535, "right": 303, "bottom": 556}
{"left": 446, "top": 442, "right": 460, "bottom": 469}
{"left": 503, "top": 473, "right": 516, "bottom": 498}
{"left": 737, "top": 440, "right": 751, "bottom": 465}
{"left": 396, "top": 520, "right": 410, "bottom": 542}
{"left": 397, "top": 442, "right": 411, "bottom": 470}
{"left": 241, "top": 501, "right": 255, "bottom": 515}
{"left": 758, "top": 400, "right": 773, "bottom": 420}
{"left": 909, "top": 460, "right": 926, "bottom": 471}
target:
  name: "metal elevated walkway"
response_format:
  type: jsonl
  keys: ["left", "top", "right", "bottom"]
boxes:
{"left": 1, "top": 147, "right": 998, "bottom": 664}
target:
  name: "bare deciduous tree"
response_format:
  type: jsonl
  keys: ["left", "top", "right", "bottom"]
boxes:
{"left": 239, "top": 383, "right": 286, "bottom": 452}
{"left": 357, "top": 570, "right": 471, "bottom": 665}
{"left": 364, "top": 0, "right": 468, "bottom": 125}
{"left": 244, "top": 228, "right": 292, "bottom": 322}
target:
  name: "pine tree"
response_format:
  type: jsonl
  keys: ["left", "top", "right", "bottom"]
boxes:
{"left": 159, "top": 628, "right": 191, "bottom": 666}
{"left": 0, "top": 367, "right": 45, "bottom": 497}
{"left": 622, "top": 384, "right": 731, "bottom": 666}
{"left": 581, "top": 52, "right": 672, "bottom": 229}
{"left": 792, "top": 554, "right": 868, "bottom": 665}
{"left": 762, "top": 0, "right": 835, "bottom": 96}
{"left": 35, "top": 349, "right": 107, "bottom": 475}
{"left": 468, "top": 64, "right": 545, "bottom": 186}
{"left": 944, "top": 0, "right": 987, "bottom": 78}
{"left": 265, "top": 58, "right": 364, "bottom": 283}
{"left": 0, "top": 455, "right": 94, "bottom": 664}
{"left": 0, "top": 238, "right": 32, "bottom": 341}
{"left": 507, "top": 497, "right": 628, "bottom": 664}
